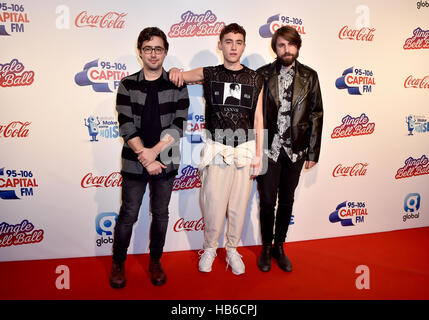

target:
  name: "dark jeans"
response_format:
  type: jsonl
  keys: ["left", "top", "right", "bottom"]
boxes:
{"left": 112, "top": 175, "right": 175, "bottom": 262}
{"left": 257, "top": 149, "right": 305, "bottom": 244}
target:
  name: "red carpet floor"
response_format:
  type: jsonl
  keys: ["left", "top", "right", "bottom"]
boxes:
{"left": 1, "top": 227, "right": 428, "bottom": 300}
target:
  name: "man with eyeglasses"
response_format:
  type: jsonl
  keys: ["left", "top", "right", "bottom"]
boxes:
{"left": 110, "top": 27, "right": 189, "bottom": 288}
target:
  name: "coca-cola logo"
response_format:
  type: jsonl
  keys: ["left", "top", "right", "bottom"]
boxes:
{"left": 404, "top": 75, "right": 429, "bottom": 89}
{"left": 0, "top": 121, "right": 31, "bottom": 138}
{"left": 403, "top": 27, "right": 429, "bottom": 50}
{"left": 173, "top": 165, "right": 201, "bottom": 191}
{"left": 0, "top": 59, "right": 34, "bottom": 87}
{"left": 81, "top": 172, "right": 122, "bottom": 188}
{"left": 331, "top": 113, "right": 375, "bottom": 139}
{"left": 333, "top": 163, "right": 368, "bottom": 177}
{"left": 338, "top": 26, "right": 375, "bottom": 41}
{"left": 173, "top": 217, "right": 204, "bottom": 232}
{"left": 75, "top": 11, "right": 126, "bottom": 29}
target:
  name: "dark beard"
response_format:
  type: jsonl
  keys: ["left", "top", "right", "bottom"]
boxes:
{"left": 278, "top": 52, "right": 298, "bottom": 67}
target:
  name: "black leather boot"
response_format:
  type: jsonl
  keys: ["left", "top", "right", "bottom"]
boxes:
{"left": 109, "top": 260, "right": 126, "bottom": 289}
{"left": 272, "top": 243, "right": 292, "bottom": 272}
{"left": 149, "top": 258, "right": 167, "bottom": 286}
{"left": 257, "top": 244, "right": 272, "bottom": 272}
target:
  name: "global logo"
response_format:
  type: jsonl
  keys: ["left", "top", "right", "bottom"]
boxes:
{"left": 95, "top": 212, "right": 118, "bottom": 247}
{"left": 0, "top": 4, "right": 30, "bottom": 36}
{"left": 259, "top": 13, "right": 306, "bottom": 38}
{"left": 84, "top": 115, "right": 118, "bottom": 142}
{"left": 329, "top": 201, "right": 368, "bottom": 226}
{"left": 403, "top": 193, "right": 421, "bottom": 222}
{"left": 168, "top": 10, "right": 225, "bottom": 38}
{"left": 403, "top": 27, "right": 429, "bottom": 50}
{"left": 0, "top": 167, "right": 38, "bottom": 200}
{"left": 0, "top": 59, "right": 35, "bottom": 87}
{"left": 406, "top": 115, "right": 428, "bottom": 135}
{"left": 75, "top": 59, "right": 129, "bottom": 92}
{"left": 335, "top": 67, "right": 375, "bottom": 95}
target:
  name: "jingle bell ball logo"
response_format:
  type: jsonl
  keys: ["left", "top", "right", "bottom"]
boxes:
{"left": 84, "top": 115, "right": 119, "bottom": 142}
{"left": 0, "top": 121, "right": 31, "bottom": 138}
{"left": 0, "top": 167, "right": 38, "bottom": 200}
{"left": 75, "top": 59, "right": 129, "bottom": 92}
{"left": 405, "top": 115, "right": 429, "bottom": 135}
{"left": 0, "top": 219, "right": 44, "bottom": 247}
{"left": 329, "top": 201, "right": 368, "bottom": 226}
{"left": 403, "top": 27, "right": 429, "bottom": 50}
{"left": 338, "top": 26, "right": 375, "bottom": 41}
{"left": 336, "top": 67, "right": 375, "bottom": 95}
{"left": 95, "top": 212, "right": 118, "bottom": 247}
{"left": 395, "top": 155, "right": 429, "bottom": 179}
{"left": 331, "top": 113, "right": 375, "bottom": 139}
{"left": 0, "top": 3, "right": 30, "bottom": 36}
{"left": 259, "top": 13, "right": 306, "bottom": 38}
{"left": 0, "top": 59, "right": 34, "bottom": 87}
{"left": 402, "top": 193, "right": 421, "bottom": 222}
{"left": 173, "top": 165, "right": 201, "bottom": 191}
{"left": 168, "top": 10, "right": 225, "bottom": 37}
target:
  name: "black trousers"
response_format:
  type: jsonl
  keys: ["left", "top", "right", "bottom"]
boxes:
{"left": 257, "top": 149, "right": 305, "bottom": 244}
{"left": 112, "top": 175, "right": 175, "bottom": 262}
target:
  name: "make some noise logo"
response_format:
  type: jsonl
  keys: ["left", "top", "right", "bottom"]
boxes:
{"left": 81, "top": 171, "right": 122, "bottom": 188}
{"left": 395, "top": 155, "right": 429, "bottom": 179}
{"left": 75, "top": 10, "right": 126, "bottom": 29}
{"left": 0, "top": 121, "right": 30, "bottom": 138}
{"left": 406, "top": 115, "right": 429, "bottom": 135}
{"left": 0, "top": 3, "right": 30, "bottom": 36}
{"left": 403, "top": 27, "right": 429, "bottom": 50}
{"left": 332, "top": 163, "right": 368, "bottom": 177}
{"left": 0, "top": 219, "right": 44, "bottom": 247}
{"left": 329, "top": 201, "right": 368, "bottom": 226}
{"left": 338, "top": 25, "right": 375, "bottom": 41}
{"left": 173, "top": 165, "right": 201, "bottom": 191}
{"left": 84, "top": 115, "right": 118, "bottom": 141}
{"left": 95, "top": 212, "right": 118, "bottom": 247}
{"left": 0, "top": 58, "right": 34, "bottom": 87}
{"left": 336, "top": 67, "right": 375, "bottom": 95}
{"left": 331, "top": 113, "right": 375, "bottom": 139}
{"left": 75, "top": 59, "right": 129, "bottom": 93}
{"left": 259, "top": 13, "right": 306, "bottom": 38}
{"left": 168, "top": 10, "right": 225, "bottom": 37}
{"left": 403, "top": 193, "right": 421, "bottom": 222}
{"left": 0, "top": 167, "right": 38, "bottom": 200}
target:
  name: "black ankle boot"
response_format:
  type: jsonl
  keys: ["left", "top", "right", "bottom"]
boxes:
{"left": 257, "top": 244, "right": 272, "bottom": 272}
{"left": 272, "top": 243, "right": 292, "bottom": 272}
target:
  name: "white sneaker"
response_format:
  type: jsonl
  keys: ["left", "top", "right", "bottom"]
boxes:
{"left": 226, "top": 248, "right": 245, "bottom": 275}
{"left": 198, "top": 248, "right": 217, "bottom": 272}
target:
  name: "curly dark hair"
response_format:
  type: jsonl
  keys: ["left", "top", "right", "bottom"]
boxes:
{"left": 137, "top": 27, "right": 169, "bottom": 51}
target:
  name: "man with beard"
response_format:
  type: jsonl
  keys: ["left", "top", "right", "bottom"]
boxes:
{"left": 256, "top": 26, "right": 323, "bottom": 272}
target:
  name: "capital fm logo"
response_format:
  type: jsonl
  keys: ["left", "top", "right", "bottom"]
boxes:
{"left": 75, "top": 11, "right": 126, "bottom": 29}
{"left": 0, "top": 121, "right": 31, "bottom": 138}
{"left": 95, "top": 212, "right": 118, "bottom": 247}
{"left": 0, "top": 167, "right": 38, "bottom": 200}
{"left": 329, "top": 201, "right": 368, "bottom": 226}
{"left": 404, "top": 75, "right": 429, "bottom": 89}
{"left": 403, "top": 193, "right": 421, "bottom": 222}
{"left": 0, "top": 219, "right": 44, "bottom": 247}
{"left": 84, "top": 115, "right": 118, "bottom": 141}
{"left": 0, "top": 3, "right": 30, "bottom": 36}
{"left": 173, "top": 165, "right": 201, "bottom": 191}
{"left": 395, "top": 155, "right": 429, "bottom": 179}
{"left": 0, "top": 59, "right": 34, "bottom": 87}
{"left": 403, "top": 27, "right": 429, "bottom": 50}
{"left": 259, "top": 13, "right": 306, "bottom": 38}
{"left": 185, "top": 112, "right": 204, "bottom": 144}
{"left": 168, "top": 10, "right": 225, "bottom": 38}
{"left": 336, "top": 67, "right": 375, "bottom": 95}
{"left": 331, "top": 113, "right": 375, "bottom": 139}
{"left": 75, "top": 59, "right": 129, "bottom": 92}
{"left": 405, "top": 115, "right": 429, "bottom": 135}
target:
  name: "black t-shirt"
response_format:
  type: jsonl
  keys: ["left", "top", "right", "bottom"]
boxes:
{"left": 202, "top": 65, "right": 263, "bottom": 146}
{"left": 141, "top": 76, "right": 163, "bottom": 148}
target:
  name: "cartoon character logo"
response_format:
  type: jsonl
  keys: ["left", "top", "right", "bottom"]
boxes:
{"left": 84, "top": 116, "right": 100, "bottom": 141}
{"left": 406, "top": 115, "right": 415, "bottom": 136}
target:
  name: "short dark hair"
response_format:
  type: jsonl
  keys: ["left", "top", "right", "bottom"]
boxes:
{"left": 219, "top": 23, "right": 246, "bottom": 42}
{"left": 137, "top": 27, "right": 169, "bottom": 52}
{"left": 271, "top": 26, "right": 302, "bottom": 52}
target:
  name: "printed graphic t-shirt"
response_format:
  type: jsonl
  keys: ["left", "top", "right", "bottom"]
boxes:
{"left": 202, "top": 65, "right": 263, "bottom": 146}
